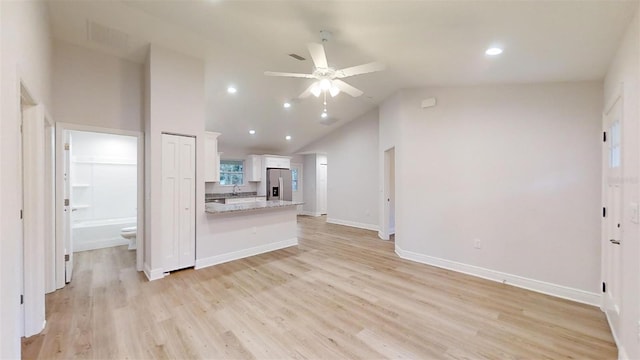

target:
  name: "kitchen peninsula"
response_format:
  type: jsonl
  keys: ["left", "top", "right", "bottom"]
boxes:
{"left": 195, "top": 199, "right": 302, "bottom": 269}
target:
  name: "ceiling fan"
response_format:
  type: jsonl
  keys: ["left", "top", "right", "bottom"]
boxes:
{"left": 264, "top": 32, "right": 385, "bottom": 100}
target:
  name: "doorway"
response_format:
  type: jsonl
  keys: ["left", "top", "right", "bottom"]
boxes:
{"left": 318, "top": 156, "right": 328, "bottom": 216}
{"left": 55, "top": 124, "right": 144, "bottom": 286}
{"left": 381, "top": 147, "right": 396, "bottom": 240}
{"left": 291, "top": 163, "right": 304, "bottom": 214}
{"left": 602, "top": 89, "right": 623, "bottom": 341}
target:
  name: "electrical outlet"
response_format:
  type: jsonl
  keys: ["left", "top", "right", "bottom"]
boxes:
{"left": 473, "top": 239, "right": 481, "bottom": 249}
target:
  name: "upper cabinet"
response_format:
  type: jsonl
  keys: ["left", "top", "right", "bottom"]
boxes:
{"left": 204, "top": 132, "right": 221, "bottom": 182}
{"left": 263, "top": 155, "right": 290, "bottom": 169}
{"left": 246, "top": 155, "right": 262, "bottom": 182}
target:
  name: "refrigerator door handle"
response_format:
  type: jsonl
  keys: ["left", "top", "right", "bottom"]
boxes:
{"left": 278, "top": 177, "right": 283, "bottom": 200}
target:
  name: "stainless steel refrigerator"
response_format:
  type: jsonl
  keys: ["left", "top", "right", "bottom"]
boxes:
{"left": 266, "top": 168, "right": 292, "bottom": 201}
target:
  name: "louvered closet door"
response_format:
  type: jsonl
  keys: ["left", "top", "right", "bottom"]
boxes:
{"left": 161, "top": 134, "right": 196, "bottom": 272}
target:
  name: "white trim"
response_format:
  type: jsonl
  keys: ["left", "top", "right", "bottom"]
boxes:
{"left": 378, "top": 231, "right": 388, "bottom": 240}
{"left": 299, "top": 210, "right": 322, "bottom": 217}
{"left": 395, "top": 246, "right": 601, "bottom": 306}
{"left": 618, "top": 345, "right": 628, "bottom": 360}
{"left": 604, "top": 310, "right": 625, "bottom": 360}
{"left": 195, "top": 238, "right": 298, "bottom": 270}
{"left": 22, "top": 103, "right": 47, "bottom": 337}
{"left": 326, "top": 218, "right": 379, "bottom": 232}
{"left": 143, "top": 263, "right": 165, "bottom": 281}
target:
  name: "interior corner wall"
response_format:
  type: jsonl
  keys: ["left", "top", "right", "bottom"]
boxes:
{"left": 52, "top": 40, "right": 144, "bottom": 132}
{"left": 297, "top": 109, "right": 379, "bottom": 229}
{"left": 146, "top": 44, "right": 206, "bottom": 278}
{"left": 382, "top": 82, "right": 603, "bottom": 301}
{"left": 1, "top": 1, "right": 52, "bottom": 358}
{"left": 603, "top": 5, "right": 640, "bottom": 359}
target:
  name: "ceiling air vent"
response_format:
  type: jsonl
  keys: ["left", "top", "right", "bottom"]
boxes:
{"left": 288, "top": 53, "right": 306, "bottom": 61}
{"left": 86, "top": 21, "right": 130, "bottom": 50}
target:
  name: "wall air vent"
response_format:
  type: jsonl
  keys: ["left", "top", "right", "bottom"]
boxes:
{"left": 288, "top": 53, "right": 306, "bottom": 61}
{"left": 86, "top": 21, "right": 130, "bottom": 50}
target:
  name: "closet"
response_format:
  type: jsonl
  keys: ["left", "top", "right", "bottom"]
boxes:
{"left": 161, "top": 134, "right": 196, "bottom": 271}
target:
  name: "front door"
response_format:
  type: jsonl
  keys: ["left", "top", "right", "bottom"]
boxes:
{"left": 602, "top": 93, "right": 623, "bottom": 337}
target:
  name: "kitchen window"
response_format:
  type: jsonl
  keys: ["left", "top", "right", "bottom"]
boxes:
{"left": 220, "top": 160, "right": 244, "bottom": 185}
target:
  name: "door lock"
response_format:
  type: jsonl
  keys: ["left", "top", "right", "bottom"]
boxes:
{"left": 610, "top": 239, "right": 621, "bottom": 245}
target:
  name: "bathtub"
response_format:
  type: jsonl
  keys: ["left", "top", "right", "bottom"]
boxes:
{"left": 72, "top": 217, "right": 137, "bottom": 252}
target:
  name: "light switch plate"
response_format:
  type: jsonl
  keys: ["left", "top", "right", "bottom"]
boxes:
{"left": 631, "top": 202, "right": 639, "bottom": 224}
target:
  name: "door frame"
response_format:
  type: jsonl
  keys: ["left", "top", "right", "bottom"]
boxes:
{"left": 54, "top": 123, "right": 145, "bottom": 289}
{"left": 20, "top": 82, "right": 47, "bottom": 337}
{"left": 601, "top": 83, "right": 623, "bottom": 346}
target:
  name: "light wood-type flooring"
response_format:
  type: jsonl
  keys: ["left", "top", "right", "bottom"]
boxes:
{"left": 23, "top": 215, "right": 617, "bottom": 359}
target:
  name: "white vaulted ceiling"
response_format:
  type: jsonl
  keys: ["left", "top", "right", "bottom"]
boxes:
{"left": 47, "top": 0, "right": 637, "bottom": 154}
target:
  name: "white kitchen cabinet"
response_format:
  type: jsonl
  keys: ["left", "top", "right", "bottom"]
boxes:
{"left": 161, "top": 134, "right": 196, "bottom": 272}
{"left": 263, "top": 155, "right": 290, "bottom": 169}
{"left": 204, "top": 131, "right": 221, "bottom": 182}
{"left": 246, "top": 155, "right": 262, "bottom": 182}
{"left": 255, "top": 196, "right": 266, "bottom": 202}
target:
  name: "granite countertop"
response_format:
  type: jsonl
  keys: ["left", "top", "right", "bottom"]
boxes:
{"left": 205, "top": 200, "right": 303, "bottom": 214}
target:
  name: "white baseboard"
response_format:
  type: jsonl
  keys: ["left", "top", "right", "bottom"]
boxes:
{"left": 327, "top": 218, "right": 379, "bottom": 232}
{"left": 618, "top": 345, "right": 628, "bottom": 360}
{"left": 143, "top": 263, "right": 164, "bottom": 281}
{"left": 395, "top": 246, "right": 601, "bottom": 306}
{"left": 195, "top": 238, "right": 298, "bottom": 270}
{"left": 74, "top": 237, "right": 129, "bottom": 252}
{"left": 299, "top": 210, "right": 322, "bottom": 217}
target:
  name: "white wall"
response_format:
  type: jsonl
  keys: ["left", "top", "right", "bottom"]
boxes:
{"left": 297, "top": 110, "right": 379, "bottom": 230}
{"left": 381, "top": 82, "right": 603, "bottom": 303}
{"left": 145, "top": 44, "right": 206, "bottom": 279}
{"left": 53, "top": 40, "right": 143, "bottom": 132}
{"left": 603, "top": 6, "right": 640, "bottom": 359}
{"left": 1, "top": 1, "right": 52, "bottom": 357}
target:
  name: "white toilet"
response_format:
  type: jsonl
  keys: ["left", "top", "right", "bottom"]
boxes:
{"left": 120, "top": 226, "right": 137, "bottom": 250}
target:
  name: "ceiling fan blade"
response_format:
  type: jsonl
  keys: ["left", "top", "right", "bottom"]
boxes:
{"left": 335, "top": 62, "right": 386, "bottom": 78}
{"left": 298, "top": 83, "right": 318, "bottom": 98}
{"left": 264, "top": 71, "right": 315, "bottom": 79}
{"left": 333, "top": 79, "right": 364, "bottom": 97}
{"left": 307, "top": 43, "right": 328, "bottom": 69}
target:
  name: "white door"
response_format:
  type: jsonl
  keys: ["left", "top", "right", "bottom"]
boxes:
{"left": 602, "top": 94, "right": 623, "bottom": 336}
{"left": 318, "top": 160, "right": 327, "bottom": 215}
{"left": 63, "top": 132, "right": 73, "bottom": 283}
{"left": 162, "top": 134, "right": 196, "bottom": 272}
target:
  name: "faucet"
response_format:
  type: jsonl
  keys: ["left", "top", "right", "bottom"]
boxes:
{"left": 232, "top": 184, "right": 240, "bottom": 195}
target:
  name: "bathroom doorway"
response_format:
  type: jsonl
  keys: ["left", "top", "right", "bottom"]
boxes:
{"left": 55, "top": 124, "right": 144, "bottom": 285}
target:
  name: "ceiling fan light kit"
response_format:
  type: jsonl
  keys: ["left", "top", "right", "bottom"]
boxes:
{"left": 264, "top": 30, "right": 385, "bottom": 117}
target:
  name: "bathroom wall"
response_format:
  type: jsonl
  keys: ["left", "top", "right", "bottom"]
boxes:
{"left": 70, "top": 131, "right": 137, "bottom": 250}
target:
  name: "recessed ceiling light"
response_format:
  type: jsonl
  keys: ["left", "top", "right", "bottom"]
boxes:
{"left": 249, "top": 129, "right": 256, "bottom": 135}
{"left": 485, "top": 47, "right": 503, "bottom": 56}
{"left": 321, "top": 112, "right": 328, "bottom": 119}
{"left": 283, "top": 102, "right": 291, "bottom": 108}
{"left": 227, "top": 86, "right": 237, "bottom": 94}
{"left": 285, "top": 135, "right": 292, "bottom": 141}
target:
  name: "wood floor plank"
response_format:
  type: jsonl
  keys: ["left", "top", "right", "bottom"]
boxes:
{"left": 23, "top": 215, "right": 617, "bottom": 359}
